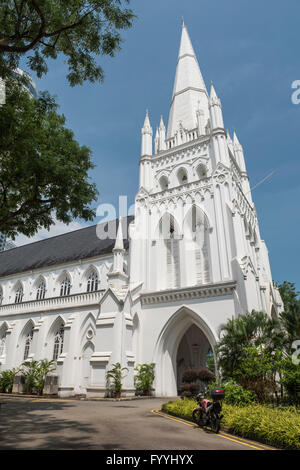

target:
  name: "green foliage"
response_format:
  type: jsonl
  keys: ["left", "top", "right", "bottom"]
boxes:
{"left": 0, "top": 367, "right": 19, "bottom": 392}
{"left": 216, "top": 310, "right": 285, "bottom": 380}
{"left": 207, "top": 380, "right": 257, "bottom": 407}
{"left": 0, "top": 78, "right": 98, "bottom": 238}
{"left": 280, "top": 358, "right": 300, "bottom": 406}
{"left": 277, "top": 281, "right": 299, "bottom": 310}
{"left": 134, "top": 363, "right": 155, "bottom": 394}
{"left": 21, "top": 359, "right": 56, "bottom": 393}
{"left": 106, "top": 362, "right": 128, "bottom": 393}
{"left": 34, "top": 359, "right": 56, "bottom": 393}
{"left": 233, "top": 347, "right": 277, "bottom": 403}
{"left": 162, "top": 400, "right": 300, "bottom": 449}
{"left": 276, "top": 281, "right": 300, "bottom": 347}
{"left": 0, "top": 0, "right": 136, "bottom": 86}
{"left": 222, "top": 404, "right": 300, "bottom": 450}
{"left": 162, "top": 398, "right": 196, "bottom": 421}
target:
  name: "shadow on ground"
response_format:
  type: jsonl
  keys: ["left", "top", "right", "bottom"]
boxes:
{"left": 0, "top": 399, "right": 105, "bottom": 450}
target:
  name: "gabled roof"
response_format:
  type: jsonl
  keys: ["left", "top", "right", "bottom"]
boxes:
{"left": 0, "top": 216, "right": 134, "bottom": 277}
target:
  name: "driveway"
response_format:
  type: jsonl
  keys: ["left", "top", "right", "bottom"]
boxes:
{"left": 0, "top": 396, "right": 272, "bottom": 450}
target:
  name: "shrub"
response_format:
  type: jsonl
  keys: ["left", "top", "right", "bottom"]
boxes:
{"left": 0, "top": 368, "right": 19, "bottom": 392}
{"left": 134, "top": 363, "right": 155, "bottom": 395}
{"left": 207, "top": 380, "right": 257, "bottom": 406}
{"left": 180, "top": 382, "right": 198, "bottom": 398}
{"left": 181, "top": 369, "right": 198, "bottom": 383}
{"left": 181, "top": 368, "right": 215, "bottom": 384}
{"left": 106, "top": 362, "right": 128, "bottom": 394}
{"left": 162, "top": 400, "right": 300, "bottom": 449}
{"left": 280, "top": 358, "right": 300, "bottom": 405}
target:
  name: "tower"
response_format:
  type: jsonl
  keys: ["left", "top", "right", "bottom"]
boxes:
{"left": 130, "top": 21, "right": 281, "bottom": 320}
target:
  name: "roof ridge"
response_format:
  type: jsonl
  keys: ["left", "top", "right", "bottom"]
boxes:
{"left": 0, "top": 216, "right": 133, "bottom": 255}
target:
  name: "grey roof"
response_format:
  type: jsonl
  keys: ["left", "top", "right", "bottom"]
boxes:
{"left": 0, "top": 216, "right": 134, "bottom": 277}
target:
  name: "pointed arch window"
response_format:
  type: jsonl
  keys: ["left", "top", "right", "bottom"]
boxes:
{"left": 0, "top": 287, "right": 3, "bottom": 306}
{"left": 196, "top": 164, "right": 207, "bottom": 180}
{"left": 87, "top": 270, "right": 99, "bottom": 293}
{"left": 15, "top": 285, "right": 23, "bottom": 304}
{"left": 36, "top": 280, "right": 46, "bottom": 300}
{"left": 60, "top": 275, "right": 71, "bottom": 297}
{"left": 53, "top": 324, "right": 64, "bottom": 360}
{"left": 23, "top": 328, "right": 34, "bottom": 360}
{"left": 177, "top": 168, "right": 188, "bottom": 185}
{"left": 160, "top": 215, "right": 180, "bottom": 289}
{"left": 159, "top": 175, "right": 169, "bottom": 191}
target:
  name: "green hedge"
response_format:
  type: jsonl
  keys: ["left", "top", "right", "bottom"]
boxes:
{"left": 162, "top": 399, "right": 300, "bottom": 450}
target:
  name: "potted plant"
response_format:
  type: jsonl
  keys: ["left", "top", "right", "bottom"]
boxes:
{"left": 106, "top": 362, "right": 128, "bottom": 399}
{"left": 134, "top": 363, "right": 155, "bottom": 396}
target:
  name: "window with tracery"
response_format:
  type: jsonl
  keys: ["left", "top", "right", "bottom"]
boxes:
{"left": 53, "top": 324, "right": 64, "bottom": 360}
{"left": 60, "top": 276, "right": 71, "bottom": 297}
{"left": 36, "top": 280, "right": 46, "bottom": 300}
{"left": 87, "top": 270, "right": 99, "bottom": 292}
{"left": 15, "top": 285, "right": 23, "bottom": 304}
{"left": 23, "top": 328, "right": 34, "bottom": 360}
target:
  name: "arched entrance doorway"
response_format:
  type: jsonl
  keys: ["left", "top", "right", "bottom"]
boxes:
{"left": 81, "top": 342, "right": 94, "bottom": 393}
{"left": 176, "top": 324, "right": 213, "bottom": 391}
{"left": 154, "top": 306, "right": 217, "bottom": 396}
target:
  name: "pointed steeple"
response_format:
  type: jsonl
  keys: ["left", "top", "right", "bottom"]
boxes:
{"left": 158, "top": 115, "right": 166, "bottom": 151}
{"left": 141, "top": 109, "right": 153, "bottom": 156}
{"left": 233, "top": 130, "right": 246, "bottom": 173}
{"left": 167, "top": 22, "right": 208, "bottom": 140}
{"left": 209, "top": 81, "right": 224, "bottom": 129}
{"left": 142, "top": 109, "right": 151, "bottom": 132}
{"left": 210, "top": 81, "right": 218, "bottom": 101}
{"left": 113, "top": 217, "right": 124, "bottom": 252}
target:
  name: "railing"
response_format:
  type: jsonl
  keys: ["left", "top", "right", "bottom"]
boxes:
{"left": 0, "top": 290, "right": 105, "bottom": 316}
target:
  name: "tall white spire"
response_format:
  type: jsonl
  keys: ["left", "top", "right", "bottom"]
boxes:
{"left": 141, "top": 109, "right": 153, "bottom": 156}
{"left": 167, "top": 21, "right": 209, "bottom": 140}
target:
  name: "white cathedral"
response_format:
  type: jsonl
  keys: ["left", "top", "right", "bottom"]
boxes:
{"left": 0, "top": 23, "right": 283, "bottom": 397}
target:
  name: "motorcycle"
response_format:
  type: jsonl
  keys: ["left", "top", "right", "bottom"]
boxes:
{"left": 192, "top": 388, "right": 225, "bottom": 433}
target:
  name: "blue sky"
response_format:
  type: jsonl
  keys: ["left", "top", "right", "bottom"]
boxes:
{"left": 17, "top": 0, "right": 300, "bottom": 291}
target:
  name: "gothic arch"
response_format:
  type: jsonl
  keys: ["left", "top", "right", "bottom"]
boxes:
{"left": 79, "top": 312, "right": 97, "bottom": 348}
{"left": 0, "top": 322, "right": 8, "bottom": 358}
{"left": 56, "top": 270, "right": 72, "bottom": 286}
{"left": 158, "top": 175, "right": 169, "bottom": 191}
{"left": 46, "top": 316, "right": 66, "bottom": 361}
{"left": 154, "top": 212, "right": 181, "bottom": 240}
{"left": 33, "top": 275, "right": 46, "bottom": 288}
{"left": 195, "top": 163, "right": 207, "bottom": 180}
{"left": 18, "top": 319, "right": 36, "bottom": 362}
{"left": 154, "top": 306, "right": 217, "bottom": 396}
{"left": 13, "top": 280, "right": 24, "bottom": 303}
{"left": 82, "top": 265, "right": 99, "bottom": 282}
{"left": 183, "top": 205, "right": 212, "bottom": 285}
{"left": 176, "top": 167, "right": 188, "bottom": 185}
{"left": 46, "top": 315, "right": 66, "bottom": 342}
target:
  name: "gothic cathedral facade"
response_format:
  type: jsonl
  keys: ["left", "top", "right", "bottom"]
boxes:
{"left": 0, "top": 23, "right": 282, "bottom": 397}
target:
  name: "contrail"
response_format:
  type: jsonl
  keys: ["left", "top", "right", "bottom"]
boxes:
{"left": 247, "top": 170, "right": 276, "bottom": 194}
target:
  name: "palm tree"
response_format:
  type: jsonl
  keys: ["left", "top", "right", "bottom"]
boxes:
{"left": 217, "top": 311, "right": 285, "bottom": 380}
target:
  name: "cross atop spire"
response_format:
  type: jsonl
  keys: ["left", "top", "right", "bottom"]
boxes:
{"left": 167, "top": 22, "right": 208, "bottom": 140}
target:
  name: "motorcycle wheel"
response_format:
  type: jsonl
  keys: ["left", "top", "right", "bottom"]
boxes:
{"left": 192, "top": 409, "right": 205, "bottom": 427}
{"left": 210, "top": 414, "right": 220, "bottom": 434}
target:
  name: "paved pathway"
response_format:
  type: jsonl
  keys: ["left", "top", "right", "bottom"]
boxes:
{"left": 0, "top": 396, "right": 274, "bottom": 450}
